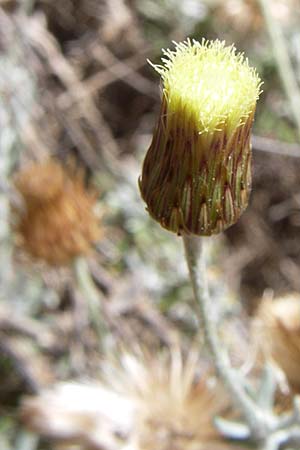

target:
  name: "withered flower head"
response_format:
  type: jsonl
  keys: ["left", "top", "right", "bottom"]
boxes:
{"left": 139, "top": 39, "right": 261, "bottom": 235}
{"left": 21, "top": 349, "right": 240, "bottom": 450}
{"left": 13, "top": 160, "right": 101, "bottom": 266}
{"left": 123, "top": 350, "right": 231, "bottom": 450}
{"left": 254, "top": 294, "right": 300, "bottom": 392}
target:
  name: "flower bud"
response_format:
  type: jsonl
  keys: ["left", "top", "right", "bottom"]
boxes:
{"left": 139, "top": 39, "right": 261, "bottom": 235}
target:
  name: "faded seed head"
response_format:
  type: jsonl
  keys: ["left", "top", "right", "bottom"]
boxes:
{"left": 140, "top": 39, "right": 262, "bottom": 236}
{"left": 102, "top": 348, "right": 232, "bottom": 450}
{"left": 21, "top": 348, "right": 241, "bottom": 450}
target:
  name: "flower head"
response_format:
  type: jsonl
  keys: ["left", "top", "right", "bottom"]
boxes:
{"left": 21, "top": 348, "right": 238, "bottom": 450}
{"left": 139, "top": 39, "right": 261, "bottom": 235}
{"left": 121, "top": 349, "right": 230, "bottom": 450}
{"left": 254, "top": 294, "right": 300, "bottom": 392}
{"left": 13, "top": 160, "right": 101, "bottom": 266}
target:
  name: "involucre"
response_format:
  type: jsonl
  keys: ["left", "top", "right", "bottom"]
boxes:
{"left": 139, "top": 39, "right": 262, "bottom": 235}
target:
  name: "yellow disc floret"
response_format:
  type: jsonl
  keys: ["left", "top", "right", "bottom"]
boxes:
{"left": 150, "top": 38, "right": 262, "bottom": 137}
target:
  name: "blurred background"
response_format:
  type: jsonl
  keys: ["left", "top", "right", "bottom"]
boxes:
{"left": 1, "top": 0, "right": 300, "bottom": 448}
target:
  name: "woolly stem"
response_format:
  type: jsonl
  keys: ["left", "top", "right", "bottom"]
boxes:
{"left": 73, "top": 257, "right": 107, "bottom": 343}
{"left": 182, "top": 235, "right": 273, "bottom": 440}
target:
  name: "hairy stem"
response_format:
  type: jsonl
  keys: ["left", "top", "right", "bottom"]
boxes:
{"left": 182, "top": 235, "right": 272, "bottom": 440}
{"left": 73, "top": 257, "right": 107, "bottom": 343}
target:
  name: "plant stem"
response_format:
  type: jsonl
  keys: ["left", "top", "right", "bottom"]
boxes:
{"left": 182, "top": 234, "right": 272, "bottom": 440}
{"left": 73, "top": 257, "right": 107, "bottom": 343}
{"left": 258, "top": 0, "right": 300, "bottom": 143}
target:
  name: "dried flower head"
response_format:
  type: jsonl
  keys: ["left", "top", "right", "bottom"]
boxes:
{"left": 21, "top": 349, "right": 242, "bottom": 450}
{"left": 13, "top": 160, "right": 101, "bottom": 266}
{"left": 120, "top": 350, "right": 231, "bottom": 450}
{"left": 139, "top": 39, "right": 261, "bottom": 235}
{"left": 254, "top": 294, "right": 300, "bottom": 392}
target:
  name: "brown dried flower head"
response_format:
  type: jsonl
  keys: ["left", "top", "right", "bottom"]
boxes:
{"left": 13, "top": 160, "right": 101, "bottom": 266}
{"left": 254, "top": 293, "right": 300, "bottom": 392}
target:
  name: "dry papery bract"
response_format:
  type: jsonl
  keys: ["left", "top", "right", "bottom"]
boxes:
{"left": 21, "top": 348, "right": 245, "bottom": 450}
{"left": 254, "top": 293, "right": 300, "bottom": 393}
{"left": 13, "top": 160, "right": 101, "bottom": 266}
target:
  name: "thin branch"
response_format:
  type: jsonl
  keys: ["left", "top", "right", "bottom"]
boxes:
{"left": 58, "top": 48, "right": 156, "bottom": 109}
{"left": 73, "top": 257, "right": 107, "bottom": 344}
{"left": 252, "top": 134, "right": 300, "bottom": 157}
{"left": 258, "top": 0, "right": 300, "bottom": 143}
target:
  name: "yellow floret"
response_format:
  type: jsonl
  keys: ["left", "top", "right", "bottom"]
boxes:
{"left": 150, "top": 38, "right": 262, "bottom": 137}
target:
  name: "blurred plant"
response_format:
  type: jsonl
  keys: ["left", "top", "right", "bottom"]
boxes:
{"left": 258, "top": 0, "right": 300, "bottom": 143}
{"left": 21, "top": 347, "right": 244, "bottom": 450}
{"left": 0, "top": 22, "right": 42, "bottom": 313}
{"left": 139, "top": 38, "right": 300, "bottom": 448}
{"left": 13, "top": 159, "right": 101, "bottom": 266}
{"left": 259, "top": 0, "right": 300, "bottom": 144}
{"left": 254, "top": 293, "right": 300, "bottom": 394}
{"left": 12, "top": 159, "right": 108, "bottom": 342}
{"left": 124, "top": 349, "right": 231, "bottom": 450}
